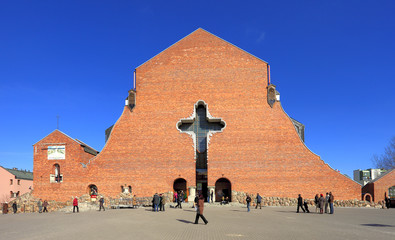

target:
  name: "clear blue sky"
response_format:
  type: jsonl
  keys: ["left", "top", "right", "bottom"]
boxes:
{"left": 1, "top": 0, "right": 394, "bottom": 178}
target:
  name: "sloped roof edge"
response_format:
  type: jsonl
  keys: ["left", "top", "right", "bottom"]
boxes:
{"left": 135, "top": 28, "right": 268, "bottom": 70}
{"left": 33, "top": 129, "right": 99, "bottom": 152}
{"left": 370, "top": 168, "right": 395, "bottom": 183}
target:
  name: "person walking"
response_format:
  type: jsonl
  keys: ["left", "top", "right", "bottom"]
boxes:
{"left": 194, "top": 194, "right": 208, "bottom": 225}
{"left": 99, "top": 196, "right": 105, "bottom": 211}
{"left": 12, "top": 202, "right": 17, "bottom": 214}
{"left": 246, "top": 194, "right": 251, "bottom": 212}
{"left": 158, "top": 194, "right": 163, "bottom": 211}
{"left": 297, "top": 194, "right": 306, "bottom": 213}
{"left": 207, "top": 190, "right": 210, "bottom": 203}
{"left": 37, "top": 199, "right": 43, "bottom": 213}
{"left": 303, "top": 199, "right": 310, "bottom": 213}
{"left": 177, "top": 191, "right": 183, "bottom": 209}
{"left": 324, "top": 192, "right": 329, "bottom": 213}
{"left": 329, "top": 192, "right": 334, "bottom": 214}
{"left": 255, "top": 193, "right": 262, "bottom": 209}
{"left": 319, "top": 194, "right": 325, "bottom": 214}
{"left": 210, "top": 190, "right": 214, "bottom": 203}
{"left": 43, "top": 200, "right": 48, "bottom": 213}
{"left": 73, "top": 197, "right": 79, "bottom": 213}
{"left": 153, "top": 193, "right": 160, "bottom": 212}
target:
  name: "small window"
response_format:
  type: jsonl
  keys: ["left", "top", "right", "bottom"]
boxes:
{"left": 10, "top": 179, "right": 13, "bottom": 185}
{"left": 17, "top": 180, "right": 20, "bottom": 185}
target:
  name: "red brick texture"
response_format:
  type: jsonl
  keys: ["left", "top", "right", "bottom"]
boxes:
{"left": 362, "top": 169, "right": 395, "bottom": 202}
{"left": 33, "top": 29, "right": 361, "bottom": 201}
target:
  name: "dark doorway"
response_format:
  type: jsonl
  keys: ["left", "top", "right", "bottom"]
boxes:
{"left": 173, "top": 178, "right": 187, "bottom": 193}
{"left": 215, "top": 178, "right": 231, "bottom": 202}
{"left": 88, "top": 184, "right": 98, "bottom": 196}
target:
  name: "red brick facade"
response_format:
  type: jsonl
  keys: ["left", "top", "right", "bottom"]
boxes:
{"left": 33, "top": 29, "right": 361, "bottom": 202}
{"left": 362, "top": 169, "right": 395, "bottom": 202}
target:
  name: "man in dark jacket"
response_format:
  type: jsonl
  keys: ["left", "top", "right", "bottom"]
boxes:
{"left": 297, "top": 194, "right": 306, "bottom": 213}
{"left": 255, "top": 193, "right": 262, "bottom": 209}
{"left": 12, "top": 202, "right": 17, "bottom": 214}
{"left": 153, "top": 193, "right": 160, "bottom": 212}
{"left": 329, "top": 192, "right": 334, "bottom": 214}
{"left": 194, "top": 194, "right": 208, "bottom": 225}
{"left": 246, "top": 194, "right": 251, "bottom": 212}
{"left": 99, "top": 197, "right": 105, "bottom": 211}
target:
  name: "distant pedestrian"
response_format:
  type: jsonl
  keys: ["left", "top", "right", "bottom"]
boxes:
{"left": 297, "top": 194, "right": 306, "bottom": 213}
{"left": 132, "top": 195, "right": 137, "bottom": 208}
{"left": 153, "top": 193, "right": 160, "bottom": 212}
{"left": 194, "top": 195, "right": 199, "bottom": 211}
{"left": 12, "top": 202, "right": 17, "bottom": 214}
{"left": 73, "top": 197, "right": 79, "bottom": 213}
{"left": 99, "top": 197, "right": 105, "bottom": 211}
{"left": 43, "top": 200, "right": 48, "bottom": 212}
{"left": 176, "top": 191, "right": 183, "bottom": 209}
{"left": 319, "top": 194, "right": 325, "bottom": 214}
{"left": 329, "top": 192, "right": 334, "bottom": 214}
{"left": 255, "top": 193, "right": 262, "bottom": 209}
{"left": 159, "top": 194, "right": 163, "bottom": 211}
{"left": 385, "top": 195, "right": 390, "bottom": 209}
{"left": 207, "top": 190, "right": 210, "bottom": 203}
{"left": 303, "top": 200, "right": 310, "bottom": 213}
{"left": 2, "top": 202, "right": 8, "bottom": 214}
{"left": 37, "top": 199, "right": 43, "bottom": 213}
{"left": 194, "top": 194, "right": 208, "bottom": 225}
{"left": 314, "top": 194, "right": 319, "bottom": 213}
{"left": 246, "top": 194, "right": 251, "bottom": 212}
{"left": 160, "top": 194, "right": 166, "bottom": 211}
{"left": 324, "top": 192, "right": 329, "bottom": 213}
{"left": 174, "top": 192, "right": 178, "bottom": 203}
{"left": 210, "top": 190, "right": 214, "bottom": 203}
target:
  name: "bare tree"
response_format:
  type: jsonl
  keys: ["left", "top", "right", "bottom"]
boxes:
{"left": 372, "top": 136, "right": 395, "bottom": 170}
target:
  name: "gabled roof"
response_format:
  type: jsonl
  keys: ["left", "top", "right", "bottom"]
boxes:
{"left": 370, "top": 168, "right": 395, "bottom": 183}
{"left": 4, "top": 167, "right": 33, "bottom": 180}
{"left": 33, "top": 129, "right": 99, "bottom": 154}
{"left": 136, "top": 28, "right": 268, "bottom": 70}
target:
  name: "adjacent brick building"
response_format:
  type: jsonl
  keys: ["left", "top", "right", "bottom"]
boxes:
{"left": 33, "top": 28, "right": 361, "bottom": 202}
{"left": 362, "top": 169, "right": 395, "bottom": 203}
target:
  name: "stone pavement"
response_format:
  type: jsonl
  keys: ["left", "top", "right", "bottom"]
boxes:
{"left": 0, "top": 204, "right": 394, "bottom": 240}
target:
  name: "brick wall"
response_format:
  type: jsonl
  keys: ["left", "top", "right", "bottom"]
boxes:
{"left": 33, "top": 29, "right": 361, "bottom": 201}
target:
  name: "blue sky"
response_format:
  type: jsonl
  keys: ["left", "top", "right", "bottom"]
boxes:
{"left": 1, "top": 0, "right": 394, "bottom": 178}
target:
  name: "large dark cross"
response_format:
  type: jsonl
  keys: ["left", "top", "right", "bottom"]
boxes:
{"left": 177, "top": 103, "right": 225, "bottom": 154}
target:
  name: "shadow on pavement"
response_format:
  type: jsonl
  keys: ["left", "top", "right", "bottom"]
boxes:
{"left": 183, "top": 209, "right": 196, "bottom": 212}
{"left": 361, "top": 224, "right": 395, "bottom": 227}
{"left": 177, "top": 219, "right": 194, "bottom": 224}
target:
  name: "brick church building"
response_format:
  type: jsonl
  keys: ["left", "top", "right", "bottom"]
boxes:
{"left": 33, "top": 29, "right": 360, "bottom": 202}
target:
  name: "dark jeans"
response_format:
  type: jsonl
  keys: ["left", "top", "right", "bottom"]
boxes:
{"left": 99, "top": 204, "right": 105, "bottom": 211}
{"left": 329, "top": 203, "right": 334, "bottom": 214}
{"left": 194, "top": 213, "right": 208, "bottom": 224}
{"left": 297, "top": 204, "right": 305, "bottom": 213}
{"left": 175, "top": 201, "right": 182, "bottom": 209}
{"left": 43, "top": 207, "right": 48, "bottom": 212}
{"left": 247, "top": 202, "right": 250, "bottom": 212}
{"left": 73, "top": 206, "right": 79, "bottom": 213}
{"left": 160, "top": 204, "right": 165, "bottom": 211}
{"left": 256, "top": 202, "right": 262, "bottom": 209}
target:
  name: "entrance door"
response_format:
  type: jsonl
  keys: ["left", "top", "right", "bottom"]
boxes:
{"left": 215, "top": 178, "right": 231, "bottom": 202}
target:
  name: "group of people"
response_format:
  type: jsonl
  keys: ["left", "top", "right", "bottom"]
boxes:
{"left": 313, "top": 192, "right": 335, "bottom": 214}
{"left": 245, "top": 193, "right": 264, "bottom": 212}
{"left": 152, "top": 193, "right": 166, "bottom": 211}
{"left": 37, "top": 199, "right": 49, "bottom": 213}
{"left": 173, "top": 190, "right": 186, "bottom": 209}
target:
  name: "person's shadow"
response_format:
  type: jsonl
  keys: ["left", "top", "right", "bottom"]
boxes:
{"left": 176, "top": 219, "right": 194, "bottom": 224}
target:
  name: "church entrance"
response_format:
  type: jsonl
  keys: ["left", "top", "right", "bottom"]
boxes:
{"left": 173, "top": 178, "right": 187, "bottom": 193}
{"left": 215, "top": 178, "right": 231, "bottom": 202}
{"left": 177, "top": 101, "right": 225, "bottom": 201}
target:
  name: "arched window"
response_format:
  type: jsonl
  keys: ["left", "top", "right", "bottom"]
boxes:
{"left": 54, "top": 164, "right": 62, "bottom": 183}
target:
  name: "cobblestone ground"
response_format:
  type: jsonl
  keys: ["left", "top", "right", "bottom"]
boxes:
{"left": 0, "top": 204, "right": 394, "bottom": 240}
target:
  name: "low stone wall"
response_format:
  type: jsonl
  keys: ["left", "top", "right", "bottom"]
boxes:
{"left": 232, "top": 191, "right": 385, "bottom": 208}
{"left": 1, "top": 191, "right": 386, "bottom": 214}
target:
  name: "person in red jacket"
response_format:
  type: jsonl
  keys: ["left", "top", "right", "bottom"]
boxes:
{"left": 73, "top": 197, "right": 79, "bottom": 213}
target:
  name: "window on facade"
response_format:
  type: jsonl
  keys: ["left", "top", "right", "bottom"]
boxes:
{"left": 50, "top": 164, "right": 63, "bottom": 183}
{"left": 389, "top": 186, "right": 395, "bottom": 198}
{"left": 17, "top": 180, "right": 20, "bottom": 185}
{"left": 10, "top": 179, "right": 13, "bottom": 185}
{"left": 10, "top": 191, "right": 17, "bottom": 198}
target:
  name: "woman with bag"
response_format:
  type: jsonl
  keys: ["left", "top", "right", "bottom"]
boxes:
{"left": 194, "top": 194, "right": 208, "bottom": 225}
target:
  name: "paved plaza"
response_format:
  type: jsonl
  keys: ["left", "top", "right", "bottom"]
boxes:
{"left": 1, "top": 204, "right": 394, "bottom": 240}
